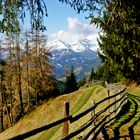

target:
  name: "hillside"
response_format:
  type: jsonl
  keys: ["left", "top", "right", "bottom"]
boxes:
{"left": 0, "top": 83, "right": 140, "bottom": 140}
{"left": 0, "top": 84, "right": 106, "bottom": 140}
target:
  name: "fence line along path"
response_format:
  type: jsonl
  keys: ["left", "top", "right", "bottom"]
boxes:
{"left": 9, "top": 84, "right": 127, "bottom": 140}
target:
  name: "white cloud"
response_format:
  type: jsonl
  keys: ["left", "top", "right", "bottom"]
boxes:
{"left": 67, "top": 17, "right": 95, "bottom": 35}
{"left": 49, "top": 17, "right": 99, "bottom": 44}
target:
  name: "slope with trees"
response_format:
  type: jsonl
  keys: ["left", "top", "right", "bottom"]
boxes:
{"left": 0, "top": 30, "right": 57, "bottom": 131}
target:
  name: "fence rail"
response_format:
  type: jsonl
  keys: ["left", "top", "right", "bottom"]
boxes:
{"left": 9, "top": 85, "right": 127, "bottom": 140}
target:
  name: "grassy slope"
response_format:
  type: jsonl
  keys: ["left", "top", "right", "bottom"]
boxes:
{"left": 0, "top": 84, "right": 107, "bottom": 140}
{"left": 1, "top": 83, "right": 139, "bottom": 140}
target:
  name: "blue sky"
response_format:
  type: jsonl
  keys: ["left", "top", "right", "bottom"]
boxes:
{"left": 20, "top": 0, "right": 99, "bottom": 44}
{"left": 46, "top": 0, "right": 90, "bottom": 34}
{"left": 44, "top": 0, "right": 99, "bottom": 43}
{"left": 0, "top": 0, "right": 99, "bottom": 46}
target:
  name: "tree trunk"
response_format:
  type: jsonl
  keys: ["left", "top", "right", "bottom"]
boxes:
{"left": 0, "top": 40, "right": 4, "bottom": 131}
{"left": 9, "top": 35, "right": 14, "bottom": 123}
{"left": 16, "top": 35, "right": 24, "bottom": 116}
{"left": 25, "top": 32, "right": 31, "bottom": 111}
{"left": 0, "top": 85, "right": 4, "bottom": 131}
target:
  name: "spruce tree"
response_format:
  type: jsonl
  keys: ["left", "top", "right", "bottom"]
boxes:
{"left": 65, "top": 67, "right": 78, "bottom": 93}
{"left": 87, "top": 67, "right": 95, "bottom": 83}
{"left": 78, "top": 77, "right": 86, "bottom": 88}
{"left": 93, "top": 0, "right": 140, "bottom": 82}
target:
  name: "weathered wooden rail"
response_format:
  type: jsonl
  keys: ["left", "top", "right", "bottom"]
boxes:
{"left": 9, "top": 85, "right": 127, "bottom": 140}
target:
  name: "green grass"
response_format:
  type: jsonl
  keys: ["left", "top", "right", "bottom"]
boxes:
{"left": 70, "top": 86, "right": 97, "bottom": 115}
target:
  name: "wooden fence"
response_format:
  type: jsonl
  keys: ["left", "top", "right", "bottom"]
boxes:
{"left": 9, "top": 85, "right": 127, "bottom": 140}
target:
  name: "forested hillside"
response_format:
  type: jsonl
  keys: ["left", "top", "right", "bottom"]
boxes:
{"left": 0, "top": 31, "right": 56, "bottom": 131}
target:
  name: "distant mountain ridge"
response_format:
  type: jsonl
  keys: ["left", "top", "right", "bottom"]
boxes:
{"left": 47, "top": 39, "right": 101, "bottom": 80}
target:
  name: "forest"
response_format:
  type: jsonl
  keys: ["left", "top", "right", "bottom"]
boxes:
{"left": 0, "top": 30, "right": 59, "bottom": 131}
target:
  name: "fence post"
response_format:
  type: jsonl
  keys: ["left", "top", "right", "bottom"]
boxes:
{"left": 124, "top": 90, "right": 127, "bottom": 105}
{"left": 63, "top": 101, "right": 69, "bottom": 138}
{"left": 105, "top": 82, "right": 110, "bottom": 114}
{"left": 122, "top": 89, "right": 125, "bottom": 106}
{"left": 91, "top": 100, "right": 96, "bottom": 125}
{"left": 107, "top": 86, "right": 110, "bottom": 120}
{"left": 119, "top": 89, "right": 122, "bottom": 113}
{"left": 114, "top": 90, "right": 116, "bottom": 116}
{"left": 91, "top": 100, "right": 96, "bottom": 136}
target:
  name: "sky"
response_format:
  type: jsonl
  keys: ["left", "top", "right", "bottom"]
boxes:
{"left": 44, "top": 0, "right": 100, "bottom": 44}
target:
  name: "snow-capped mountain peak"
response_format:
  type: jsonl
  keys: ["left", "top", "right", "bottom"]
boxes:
{"left": 47, "top": 39, "right": 99, "bottom": 53}
{"left": 47, "top": 38, "right": 100, "bottom": 79}
{"left": 47, "top": 39, "right": 69, "bottom": 51}
{"left": 70, "top": 42, "right": 85, "bottom": 52}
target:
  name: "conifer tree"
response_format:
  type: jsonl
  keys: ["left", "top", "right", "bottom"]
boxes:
{"left": 0, "top": 29, "right": 56, "bottom": 130}
{"left": 92, "top": 0, "right": 140, "bottom": 82}
{"left": 78, "top": 77, "right": 86, "bottom": 88}
{"left": 2, "top": 33, "right": 15, "bottom": 124}
{"left": 87, "top": 67, "right": 96, "bottom": 83}
{"left": 28, "top": 28, "right": 55, "bottom": 104}
{"left": 65, "top": 67, "right": 78, "bottom": 93}
{"left": 0, "top": 40, "right": 4, "bottom": 131}
{"left": 21, "top": 30, "right": 32, "bottom": 111}
{"left": 15, "top": 34, "right": 24, "bottom": 116}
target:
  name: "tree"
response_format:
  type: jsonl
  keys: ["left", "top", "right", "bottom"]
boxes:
{"left": 64, "top": 67, "right": 78, "bottom": 93}
{"left": 21, "top": 31, "right": 32, "bottom": 111}
{"left": 27, "top": 29, "right": 55, "bottom": 104}
{"left": 87, "top": 67, "right": 96, "bottom": 83}
{"left": 2, "top": 33, "right": 15, "bottom": 124}
{"left": 0, "top": 40, "right": 5, "bottom": 131}
{"left": 0, "top": 0, "right": 48, "bottom": 32}
{"left": 95, "top": 64, "right": 104, "bottom": 80}
{"left": 78, "top": 77, "right": 86, "bottom": 88}
{"left": 93, "top": 0, "right": 140, "bottom": 82}
{"left": 0, "top": 28, "right": 56, "bottom": 130}
{"left": 15, "top": 34, "right": 24, "bottom": 116}
{"left": 2, "top": 0, "right": 138, "bottom": 34}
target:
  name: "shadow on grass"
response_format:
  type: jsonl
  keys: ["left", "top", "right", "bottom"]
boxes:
{"left": 101, "top": 127, "right": 110, "bottom": 140}
{"left": 127, "top": 94, "right": 140, "bottom": 140}
{"left": 110, "top": 97, "right": 138, "bottom": 140}
{"left": 101, "top": 101, "right": 131, "bottom": 140}
{"left": 128, "top": 117, "right": 140, "bottom": 140}
{"left": 101, "top": 93, "right": 140, "bottom": 140}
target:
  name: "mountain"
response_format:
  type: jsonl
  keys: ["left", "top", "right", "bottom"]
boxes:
{"left": 47, "top": 39, "right": 101, "bottom": 80}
